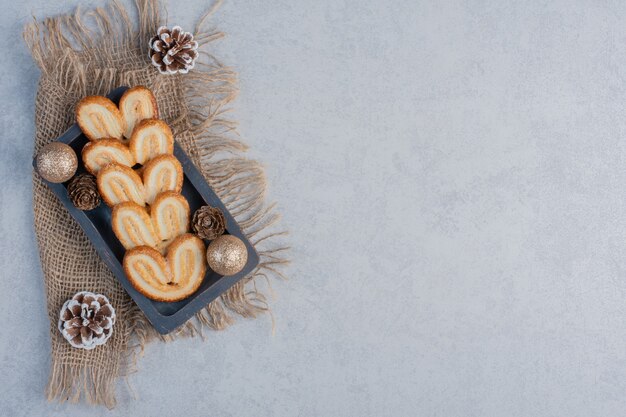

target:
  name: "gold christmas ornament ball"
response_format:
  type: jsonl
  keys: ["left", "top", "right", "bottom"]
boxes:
{"left": 36, "top": 142, "right": 78, "bottom": 183}
{"left": 206, "top": 235, "right": 248, "bottom": 276}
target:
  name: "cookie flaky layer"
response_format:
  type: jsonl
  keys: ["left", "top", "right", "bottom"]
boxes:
{"left": 97, "top": 163, "right": 146, "bottom": 207}
{"left": 129, "top": 118, "right": 174, "bottom": 164}
{"left": 82, "top": 138, "right": 136, "bottom": 175}
{"left": 76, "top": 96, "right": 126, "bottom": 142}
{"left": 142, "top": 154, "right": 184, "bottom": 205}
{"left": 151, "top": 191, "right": 190, "bottom": 241}
{"left": 112, "top": 202, "right": 159, "bottom": 250}
{"left": 123, "top": 234, "right": 206, "bottom": 302}
{"left": 119, "top": 86, "right": 159, "bottom": 139}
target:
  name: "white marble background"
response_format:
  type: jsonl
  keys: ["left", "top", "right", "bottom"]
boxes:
{"left": 1, "top": 0, "right": 626, "bottom": 416}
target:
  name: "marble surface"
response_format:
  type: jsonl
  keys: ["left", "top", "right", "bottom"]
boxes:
{"left": 1, "top": 0, "right": 626, "bottom": 416}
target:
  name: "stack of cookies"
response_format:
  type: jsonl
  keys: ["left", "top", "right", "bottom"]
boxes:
{"left": 76, "top": 87, "right": 206, "bottom": 302}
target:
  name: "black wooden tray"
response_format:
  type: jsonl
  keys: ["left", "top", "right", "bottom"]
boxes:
{"left": 33, "top": 86, "right": 259, "bottom": 334}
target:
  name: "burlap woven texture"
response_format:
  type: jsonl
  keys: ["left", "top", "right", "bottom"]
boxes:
{"left": 23, "top": 0, "right": 288, "bottom": 408}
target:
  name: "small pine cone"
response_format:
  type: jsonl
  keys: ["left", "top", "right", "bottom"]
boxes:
{"left": 67, "top": 174, "right": 100, "bottom": 210}
{"left": 149, "top": 26, "right": 199, "bottom": 75}
{"left": 192, "top": 205, "right": 226, "bottom": 240}
{"left": 58, "top": 291, "right": 116, "bottom": 350}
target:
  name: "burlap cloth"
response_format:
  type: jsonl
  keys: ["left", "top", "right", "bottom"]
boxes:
{"left": 23, "top": 0, "right": 288, "bottom": 408}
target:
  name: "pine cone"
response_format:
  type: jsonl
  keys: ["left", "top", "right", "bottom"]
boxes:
{"left": 149, "top": 26, "right": 199, "bottom": 75}
{"left": 67, "top": 173, "right": 101, "bottom": 210}
{"left": 58, "top": 291, "right": 116, "bottom": 350}
{"left": 192, "top": 205, "right": 226, "bottom": 240}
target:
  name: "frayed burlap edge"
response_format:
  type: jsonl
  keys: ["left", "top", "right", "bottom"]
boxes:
{"left": 24, "top": 0, "right": 288, "bottom": 407}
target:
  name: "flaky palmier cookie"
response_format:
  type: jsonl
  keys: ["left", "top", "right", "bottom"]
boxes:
{"left": 82, "top": 139, "right": 135, "bottom": 175}
{"left": 142, "top": 154, "right": 184, "bottom": 205}
{"left": 97, "top": 163, "right": 146, "bottom": 207}
{"left": 123, "top": 246, "right": 171, "bottom": 297}
{"left": 166, "top": 234, "right": 206, "bottom": 300}
{"left": 119, "top": 86, "right": 159, "bottom": 139}
{"left": 129, "top": 119, "right": 174, "bottom": 164}
{"left": 112, "top": 202, "right": 159, "bottom": 250}
{"left": 151, "top": 191, "right": 190, "bottom": 241}
{"left": 76, "top": 96, "right": 126, "bottom": 142}
{"left": 123, "top": 234, "right": 206, "bottom": 302}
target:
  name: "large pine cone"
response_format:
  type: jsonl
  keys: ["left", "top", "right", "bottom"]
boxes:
{"left": 58, "top": 292, "right": 116, "bottom": 350}
{"left": 149, "top": 26, "right": 199, "bottom": 75}
{"left": 67, "top": 173, "right": 100, "bottom": 210}
{"left": 192, "top": 205, "right": 226, "bottom": 240}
